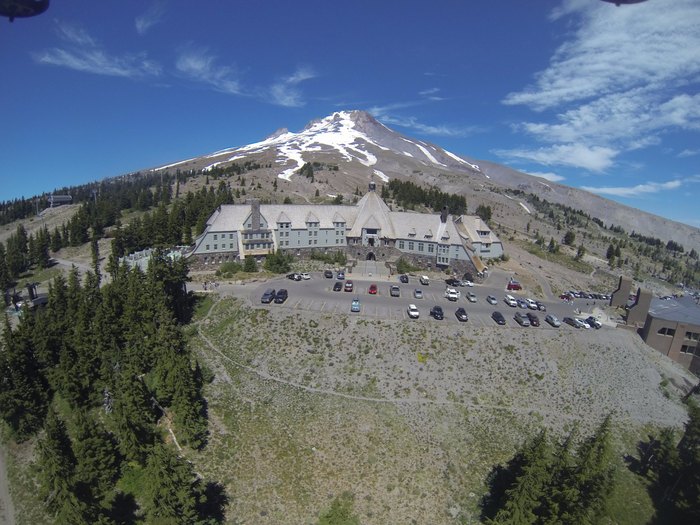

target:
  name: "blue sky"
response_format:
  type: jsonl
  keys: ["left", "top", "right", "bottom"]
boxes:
{"left": 1, "top": 0, "right": 699, "bottom": 227}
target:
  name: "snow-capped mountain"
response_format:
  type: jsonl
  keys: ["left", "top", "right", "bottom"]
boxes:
{"left": 156, "top": 110, "right": 482, "bottom": 181}
{"left": 151, "top": 110, "right": 700, "bottom": 250}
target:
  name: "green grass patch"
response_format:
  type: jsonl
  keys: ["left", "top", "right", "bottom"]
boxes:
{"left": 516, "top": 239, "right": 594, "bottom": 274}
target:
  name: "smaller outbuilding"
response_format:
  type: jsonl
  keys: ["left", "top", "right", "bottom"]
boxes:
{"left": 640, "top": 295, "right": 700, "bottom": 374}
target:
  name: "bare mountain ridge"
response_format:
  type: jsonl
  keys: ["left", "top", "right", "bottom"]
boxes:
{"left": 152, "top": 110, "right": 699, "bottom": 251}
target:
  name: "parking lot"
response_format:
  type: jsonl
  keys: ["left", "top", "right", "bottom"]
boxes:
{"left": 252, "top": 272, "right": 608, "bottom": 330}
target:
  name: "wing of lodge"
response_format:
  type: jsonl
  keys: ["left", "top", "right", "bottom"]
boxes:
{"left": 188, "top": 182, "right": 503, "bottom": 272}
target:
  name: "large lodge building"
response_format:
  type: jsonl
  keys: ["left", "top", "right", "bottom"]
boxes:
{"left": 188, "top": 182, "right": 503, "bottom": 273}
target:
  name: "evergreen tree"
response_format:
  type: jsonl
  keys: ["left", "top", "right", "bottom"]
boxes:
{"left": 563, "top": 230, "right": 576, "bottom": 246}
{"left": 72, "top": 411, "right": 121, "bottom": 505}
{"left": 110, "top": 365, "right": 157, "bottom": 463}
{"left": 0, "top": 316, "right": 49, "bottom": 440}
{"left": 490, "top": 430, "right": 553, "bottom": 525}
{"left": 36, "top": 409, "right": 77, "bottom": 515}
{"left": 244, "top": 255, "right": 257, "bottom": 273}
{"left": 141, "top": 443, "right": 205, "bottom": 524}
{"left": 0, "top": 242, "right": 10, "bottom": 292}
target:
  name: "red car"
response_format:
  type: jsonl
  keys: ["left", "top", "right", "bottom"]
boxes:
{"left": 344, "top": 280, "right": 354, "bottom": 292}
{"left": 368, "top": 283, "right": 378, "bottom": 294}
{"left": 507, "top": 280, "right": 522, "bottom": 291}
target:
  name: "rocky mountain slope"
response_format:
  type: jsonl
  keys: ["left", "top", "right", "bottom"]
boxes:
{"left": 151, "top": 110, "right": 700, "bottom": 251}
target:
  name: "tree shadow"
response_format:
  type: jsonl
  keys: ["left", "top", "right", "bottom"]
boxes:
{"left": 107, "top": 492, "right": 141, "bottom": 524}
{"left": 198, "top": 481, "right": 229, "bottom": 523}
{"left": 479, "top": 461, "right": 522, "bottom": 522}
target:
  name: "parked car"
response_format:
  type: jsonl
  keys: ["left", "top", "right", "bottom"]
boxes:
{"left": 324, "top": 269, "right": 333, "bottom": 278}
{"left": 563, "top": 317, "right": 583, "bottom": 328}
{"left": 492, "top": 311, "right": 506, "bottom": 325}
{"left": 445, "top": 278, "right": 461, "bottom": 287}
{"left": 301, "top": 273, "right": 311, "bottom": 280}
{"left": 444, "top": 287, "right": 460, "bottom": 301}
{"left": 486, "top": 295, "right": 498, "bottom": 305}
{"left": 526, "top": 298, "right": 538, "bottom": 310}
{"left": 368, "top": 283, "right": 378, "bottom": 295}
{"left": 414, "top": 289, "right": 423, "bottom": 299}
{"left": 333, "top": 281, "right": 343, "bottom": 292}
{"left": 466, "top": 291, "right": 477, "bottom": 303}
{"left": 517, "top": 299, "right": 529, "bottom": 309}
{"left": 286, "top": 273, "right": 302, "bottom": 281}
{"left": 526, "top": 312, "right": 540, "bottom": 326}
{"left": 514, "top": 311, "right": 531, "bottom": 326}
{"left": 274, "top": 289, "right": 288, "bottom": 304}
{"left": 577, "top": 318, "right": 591, "bottom": 329}
{"left": 399, "top": 274, "right": 409, "bottom": 283}
{"left": 420, "top": 275, "right": 430, "bottom": 285}
{"left": 504, "top": 295, "right": 517, "bottom": 307}
{"left": 261, "top": 288, "right": 276, "bottom": 303}
{"left": 586, "top": 316, "right": 602, "bottom": 329}
{"left": 344, "top": 280, "right": 353, "bottom": 292}
{"left": 351, "top": 298, "right": 361, "bottom": 312}
{"left": 536, "top": 301, "right": 547, "bottom": 311}
{"left": 337, "top": 271, "right": 345, "bottom": 280}
{"left": 545, "top": 314, "right": 561, "bottom": 327}
{"left": 407, "top": 304, "right": 420, "bottom": 319}
{"left": 455, "top": 307, "right": 469, "bottom": 322}
{"left": 507, "top": 280, "right": 522, "bottom": 291}
{"left": 461, "top": 280, "right": 474, "bottom": 287}
{"left": 430, "top": 305, "right": 444, "bottom": 320}
{"left": 390, "top": 285, "right": 401, "bottom": 297}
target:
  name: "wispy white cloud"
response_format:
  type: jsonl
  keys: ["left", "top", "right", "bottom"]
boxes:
{"left": 175, "top": 46, "right": 240, "bottom": 95}
{"left": 526, "top": 171, "right": 566, "bottom": 183}
{"left": 268, "top": 66, "right": 316, "bottom": 107}
{"left": 33, "top": 21, "right": 161, "bottom": 78}
{"left": 678, "top": 149, "right": 700, "bottom": 158}
{"left": 419, "top": 87, "right": 440, "bottom": 96}
{"left": 501, "top": 0, "right": 700, "bottom": 172}
{"left": 495, "top": 144, "right": 618, "bottom": 172}
{"left": 581, "top": 180, "right": 682, "bottom": 197}
{"left": 136, "top": 1, "right": 167, "bottom": 35}
{"left": 368, "top": 102, "right": 481, "bottom": 138}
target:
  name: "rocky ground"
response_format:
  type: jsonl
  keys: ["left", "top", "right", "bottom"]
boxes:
{"left": 187, "top": 287, "right": 695, "bottom": 524}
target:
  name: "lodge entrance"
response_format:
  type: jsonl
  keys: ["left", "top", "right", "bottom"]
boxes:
{"left": 366, "top": 252, "right": 376, "bottom": 261}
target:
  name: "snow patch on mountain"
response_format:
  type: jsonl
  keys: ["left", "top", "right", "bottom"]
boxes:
{"left": 373, "top": 169, "right": 389, "bottom": 182}
{"left": 415, "top": 143, "right": 445, "bottom": 167}
{"left": 443, "top": 149, "right": 481, "bottom": 172}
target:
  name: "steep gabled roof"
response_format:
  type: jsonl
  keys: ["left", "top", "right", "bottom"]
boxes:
{"left": 276, "top": 211, "right": 291, "bottom": 223}
{"left": 348, "top": 190, "right": 395, "bottom": 237}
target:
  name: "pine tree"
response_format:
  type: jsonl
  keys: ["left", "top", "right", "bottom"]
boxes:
{"left": 0, "top": 317, "right": 49, "bottom": 440}
{"left": 72, "top": 411, "right": 121, "bottom": 505}
{"left": 490, "top": 430, "right": 553, "bottom": 525}
{"left": 0, "top": 242, "right": 10, "bottom": 292}
{"left": 141, "top": 443, "right": 204, "bottom": 524}
{"left": 36, "top": 409, "right": 77, "bottom": 515}
{"left": 559, "top": 415, "right": 615, "bottom": 524}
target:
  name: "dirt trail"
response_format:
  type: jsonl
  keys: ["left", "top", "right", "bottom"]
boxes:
{"left": 0, "top": 446, "right": 15, "bottom": 525}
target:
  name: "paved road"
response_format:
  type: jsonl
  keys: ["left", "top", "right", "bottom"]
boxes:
{"left": 233, "top": 271, "right": 605, "bottom": 330}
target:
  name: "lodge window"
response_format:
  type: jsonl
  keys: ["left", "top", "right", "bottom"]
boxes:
{"left": 657, "top": 327, "right": 676, "bottom": 336}
{"left": 685, "top": 331, "right": 700, "bottom": 342}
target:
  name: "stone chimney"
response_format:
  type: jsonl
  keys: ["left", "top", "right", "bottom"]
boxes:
{"left": 440, "top": 206, "right": 449, "bottom": 224}
{"left": 251, "top": 199, "right": 261, "bottom": 231}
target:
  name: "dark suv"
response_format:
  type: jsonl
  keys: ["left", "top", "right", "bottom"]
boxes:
{"left": 430, "top": 305, "right": 444, "bottom": 320}
{"left": 261, "top": 288, "right": 276, "bottom": 303}
{"left": 274, "top": 289, "right": 288, "bottom": 304}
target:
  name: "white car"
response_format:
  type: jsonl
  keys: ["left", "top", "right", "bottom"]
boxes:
{"left": 576, "top": 318, "right": 591, "bottom": 329}
{"left": 504, "top": 294, "right": 518, "bottom": 307}
{"left": 526, "top": 298, "right": 538, "bottom": 310}
{"left": 414, "top": 289, "right": 423, "bottom": 299}
{"left": 467, "top": 291, "right": 477, "bottom": 303}
{"left": 420, "top": 275, "right": 430, "bottom": 285}
{"left": 461, "top": 280, "right": 474, "bottom": 287}
{"left": 444, "top": 288, "right": 461, "bottom": 301}
{"left": 486, "top": 295, "right": 498, "bottom": 305}
{"left": 301, "top": 273, "right": 311, "bottom": 280}
{"left": 407, "top": 304, "right": 420, "bottom": 319}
